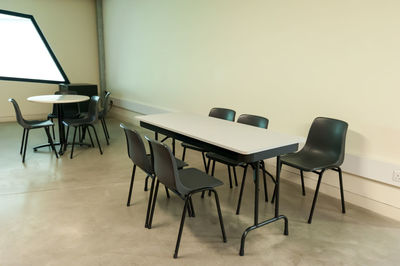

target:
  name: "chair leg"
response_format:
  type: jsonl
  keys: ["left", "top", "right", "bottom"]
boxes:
{"left": 90, "top": 125, "right": 103, "bottom": 155}
{"left": 308, "top": 170, "right": 325, "bottom": 224}
{"left": 181, "top": 147, "right": 186, "bottom": 161}
{"left": 64, "top": 126, "right": 70, "bottom": 152}
{"left": 174, "top": 196, "right": 190, "bottom": 259}
{"left": 271, "top": 163, "right": 282, "bottom": 204}
{"left": 165, "top": 186, "right": 170, "bottom": 198}
{"left": 210, "top": 189, "right": 227, "bottom": 243}
{"left": 20, "top": 128, "right": 26, "bottom": 154}
{"left": 44, "top": 127, "right": 58, "bottom": 158}
{"left": 145, "top": 176, "right": 156, "bottom": 228}
{"left": 144, "top": 175, "right": 150, "bottom": 191}
{"left": 233, "top": 166, "right": 238, "bottom": 186}
{"left": 211, "top": 160, "right": 216, "bottom": 175}
{"left": 86, "top": 126, "right": 94, "bottom": 147}
{"left": 50, "top": 118, "right": 55, "bottom": 140}
{"left": 78, "top": 126, "right": 82, "bottom": 145}
{"left": 236, "top": 164, "right": 248, "bottom": 215}
{"left": 189, "top": 197, "right": 195, "bottom": 217}
{"left": 227, "top": 165, "right": 233, "bottom": 188}
{"left": 206, "top": 158, "right": 211, "bottom": 174}
{"left": 300, "top": 170, "right": 306, "bottom": 196}
{"left": 103, "top": 118, "right": 110, "bottom": 139}
{"left": 148, "top": 180, "right": 160, "bottom": 229}
{"left": 127, "top": 165, "right": 136, "bottom": 206}
{"left": 261, "top": 161, "right": 268, "bottom": 202}
{"left": 202, "top": 160, "right": 216, "bottom": 198}
{"left": 70, "top": 127, "right": 78, "bottom": 159}
{"left": 201, "top": 152, "right": 208, "bottom": 172}
{"left": 100, "top": 119, "right": 109, "bottom": 145}
{"left": 22, "top": 129, "right": 29, "bottom": 163}
{"left": 338, "top": 167, "right": 346, "bottom": 213}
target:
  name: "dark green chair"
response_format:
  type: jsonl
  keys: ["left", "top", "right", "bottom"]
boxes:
{"left": 280, "top": 117, "right": 348, "bottom": 224}
{"left": 181, "top": 107, "right": 236, "bottom": 171}
{"left": 147, "top": 138, "right": 226, "bottom": 258}
{"left": 9, "top": 98, "right": 58, "bottom": 163}
{"left": 205, "top": 114, "right": 276, "bottom": 214}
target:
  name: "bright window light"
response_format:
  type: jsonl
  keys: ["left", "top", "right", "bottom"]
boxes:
{"left": 0, "top": 9, "right": 69, "bottom": 84}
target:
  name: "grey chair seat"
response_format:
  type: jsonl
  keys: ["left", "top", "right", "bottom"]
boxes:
{"left": 178, "top": 168, "right": 223, "bottom": 195}
{"left": 206, "top": 152, "right": 245, "bottom": 166}
{"left": 25, "top": 119, "right": 54, "bottom": 129}
{"left": 281, "top": 150, "right": 340, "bottom": 172}
{"left": 181, "top": 142, "right": 207, "bottom": 152}
{"left": 63, "top": 117, "right": 94, "bottom": 127}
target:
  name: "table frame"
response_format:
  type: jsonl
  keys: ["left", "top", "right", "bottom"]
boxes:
{"left": 140, "top": 120, "right": 298, "bottom": 256}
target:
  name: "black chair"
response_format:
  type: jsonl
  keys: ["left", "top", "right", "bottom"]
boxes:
{"left": 181, "top": 107, "right": 236, "bottom": 170}
{"left": 280, "top": 117, "right": 348, "bottom": 224}
{"left": 99, "top": 91, "right": 111, "bottom": 145}
{"left": 63, "top": 96, "right": 102, "bottom": 159}
{"left": 147, "top": 138, "right": 226, "bottom": 258}
{"left": 8, "top": 98, "right": 58, "bottom": 163}
{"left": 47, "top": 90, "right": 81, "bottom": 140}
{"left": 120, "top": 123, "right": 187, "bottom": 211}
{"left": 205, "top": 114, "right": 275, "bottom": 214}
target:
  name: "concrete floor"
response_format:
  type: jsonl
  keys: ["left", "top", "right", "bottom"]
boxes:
{"left": 0, "top": 118, "right": 399, "bottom": 266}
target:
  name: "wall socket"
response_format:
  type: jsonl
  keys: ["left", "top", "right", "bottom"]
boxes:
{"left": 393, "top": 170, "right": 400, "bottom": 182}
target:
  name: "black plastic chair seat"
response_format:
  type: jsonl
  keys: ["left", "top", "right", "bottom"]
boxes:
{"left": 48, "top": 112, "right": 81, "bottom": 119}
{"left": 178, "top": 168, "right": 223, "bottom": 195}
{"left": 206, "top": 152, "right": 245, "bottom": 166}
{"left": 25, "top": 119, "right": 54, "bottom": 129}
{"left": 63, "top": 117, "right": 94, "bottom": 127}
{"left": 181, "top": 142, "right": 207, "bottom": 152}
{"left": 281, "top": 150, "right": 340, "bottom": 172}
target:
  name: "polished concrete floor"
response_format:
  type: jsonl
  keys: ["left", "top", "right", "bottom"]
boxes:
{"left": 0, "top": 118, "right": 399, "bottom": 266}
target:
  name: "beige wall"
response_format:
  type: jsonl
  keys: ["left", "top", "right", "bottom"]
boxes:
{"left": 0, "top": 0, "right": 99, "bottom": 121}
{"left": 103, "top": 1, "right": 400, "bottom": 219}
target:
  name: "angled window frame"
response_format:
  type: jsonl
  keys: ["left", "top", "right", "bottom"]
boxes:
{"left": 0, "top": 9, "right": 70, "bottom": 84}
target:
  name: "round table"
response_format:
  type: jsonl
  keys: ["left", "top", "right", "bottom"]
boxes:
{"left": 28, "top": 94, "right": 90, "bottom": 155}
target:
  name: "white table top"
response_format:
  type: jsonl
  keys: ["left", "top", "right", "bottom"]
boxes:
{"left": 137, "top": 112, "right": 301, "bottom": 156}
{"left": 27, "top": 94, "right": 89, "bottom": 104}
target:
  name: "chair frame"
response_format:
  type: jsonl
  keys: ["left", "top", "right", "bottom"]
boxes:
{"left": 9, "top": 98, "right": 58, "bottom": 163}
{"left": 147, "top": 139, "right": 226, "bottom": 258}
{"left": 278, "top": 117, "right": 348, "bottom": 224}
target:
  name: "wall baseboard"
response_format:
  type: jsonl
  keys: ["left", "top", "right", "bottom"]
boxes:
{"left": 0, "top": 113, "right": 48, "bottom": 123}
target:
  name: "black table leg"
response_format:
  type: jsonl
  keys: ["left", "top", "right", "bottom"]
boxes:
{"left": 239, "top": 156, "right": 288, "bottom": 256}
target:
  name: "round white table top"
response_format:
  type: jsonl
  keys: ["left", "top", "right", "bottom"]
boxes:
{"left": 27, "top": 94, "right": 90, "bottom": 104}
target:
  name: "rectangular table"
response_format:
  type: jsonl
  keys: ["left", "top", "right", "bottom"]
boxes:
{"left": 137, "top": 112, "right": 299, "bottom": 255}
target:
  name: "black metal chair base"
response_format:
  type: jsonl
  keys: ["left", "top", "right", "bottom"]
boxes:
{"left": 239, "top": 214, "right": 288, "bottom": 256}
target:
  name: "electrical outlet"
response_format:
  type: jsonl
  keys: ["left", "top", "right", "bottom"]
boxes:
{"left": 393, "top": 170, "right": 400, "bottom": 182}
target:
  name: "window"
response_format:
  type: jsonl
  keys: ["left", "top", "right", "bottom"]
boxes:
{"left": 0, "top": 9, "right": 69, "bottom": 84}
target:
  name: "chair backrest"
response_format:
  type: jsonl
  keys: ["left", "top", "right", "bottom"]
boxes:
{"left": 209, "top": 107, "right": 236, "bottom": 121}
{"left": 304, "top": 117, "right": 348, "bottom": 166}
{"left": 120, "top": 123, "right": 152, "bottom": 174}
{"left": 8, "top": 98, "right": 28, "bottom": 127}
{"left": 237, "top": 114, "right": 269, "bottom": 129}
{"left": 87, "top": 96, "right": 100, "bottom": 123}
{"left": 101, "top": 91, "right": 111, "bottom": 116}
{"left": 52, "top": 90, "right": 80, "bottom": 116}
{"left": 147, "top": 138, "right": 180, "bottom": 192}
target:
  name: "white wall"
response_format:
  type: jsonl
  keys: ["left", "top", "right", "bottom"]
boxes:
{"left": 0, "top": 0, "right": 99, "bottom": 121}
{"left": 103, "top": 0, "right": 400, "bottom": 220}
